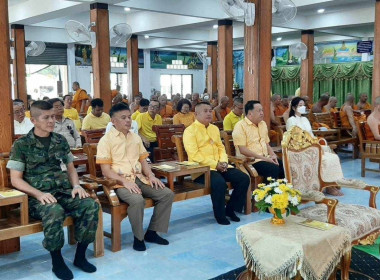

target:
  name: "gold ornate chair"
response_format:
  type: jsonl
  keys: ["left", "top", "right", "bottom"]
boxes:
{"left": 282, "top": 126, "right": 380, "bottom": 249}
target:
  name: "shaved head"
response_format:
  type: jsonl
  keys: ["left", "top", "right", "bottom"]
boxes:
{"left": 346, "top": 94, "right": 355, "bottom": 102}
{"left": 195, "top": 102, "right": 212, "bottom": 113}
{"left": 271, "top": 94, "right": 281, "bottom": 102}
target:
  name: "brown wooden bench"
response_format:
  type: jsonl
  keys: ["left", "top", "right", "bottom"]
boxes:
{"left": 152, "top": 124, "right": 185, "bottom": 162}
{"left": 81, "top": 129, "right": 106, "bottom": 144}
{"left": 356, "top": 121, "right": 380, "bottom": 177}
{"left": 171, "top": 134, "right": 252, "bottom": 215}
{"left": 83, "top": 143, "right": 211, "bottom": 252}
{"left": 0, "top": 158, "right": 104, "bottom": 257}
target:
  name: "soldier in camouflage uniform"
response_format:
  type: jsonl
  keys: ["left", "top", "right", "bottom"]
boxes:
{"left": 7, "top": 101, "right": 99, "bottom": 280}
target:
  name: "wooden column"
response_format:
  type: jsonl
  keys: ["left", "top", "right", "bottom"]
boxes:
{"left": 127, "top": 34, "right": 139, "bottom": 102}
{"left": 372, "top": 0, "right": 380, "bottom": 103}
{"left": 300, "top": 30, "right": 314, "bottom": 100}
{"left": 0, "top": 0, "right": 20, "bottom": 255}
{"left": 244, "top": 0, "right": 272, "bottom": 125}
{"left": 207, "top": 41, "right": 217, "bottom": 94}
{"left": 217, "top": 20, "right": 233, "bottom": 103}
{"left": 90, "top": 3, "right": 111, "bottom": 112}
{"left": 11, "top": 24, "right": 27, "bottom": 104}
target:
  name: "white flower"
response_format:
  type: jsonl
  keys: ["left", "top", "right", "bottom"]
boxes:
{"left": 274, "top": 187, "right": 283, "bottom": 194}
{"left": 283, "top": 178, "right": 288, "bottom": 183}
{"left": 265, "top": 195, "right": 272, "bottom": 204}
{"left": 254, "top": 195, "right": 260, "bottom": 202}
{"left": 290, "top": 196, "right": 299, "bottom": 206}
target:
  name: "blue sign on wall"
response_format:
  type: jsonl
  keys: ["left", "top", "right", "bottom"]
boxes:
{"left": 357, "top": 41, "right": 373, "bottom": 54}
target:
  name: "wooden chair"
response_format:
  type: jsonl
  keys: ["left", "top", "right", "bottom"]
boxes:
{"left": 282, "top": 126, "right": 380, "bottom": 278}
{"left": 0, "top": 158, "right": 104, "bottom": 257}
{"left": 162, "top": 118, "right": 173, "bottom": 125}
{"left": 355, "top": 121, "right": 380, "bottom": 177}
{"left": 220, "top": 131, "right": 263, "bottom": 213}
{"left": 81, "top": 129, "right": 106, "bottom": 144}
{"left": 83, "top": 143, "right": 211, "bottom": 252}
{"left": 152, "top": 124, "right": 185, "bottom": 162}
{"left": 171, "top": 134, "right": 252, "bottom": 215}
{"left": 314, "top": 112, "right": 334, "bottom": 129}
{"left": 212, "top": 121, "right": 223, "bottom": 130}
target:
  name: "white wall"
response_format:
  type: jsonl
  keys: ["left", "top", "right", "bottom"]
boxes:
{"left": 67, "top": 47, "right": 206, "bottom": 98}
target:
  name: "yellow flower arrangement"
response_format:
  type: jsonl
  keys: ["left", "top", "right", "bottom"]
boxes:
{"left": 253, "top": 178, "right": 301, "bottom": 219}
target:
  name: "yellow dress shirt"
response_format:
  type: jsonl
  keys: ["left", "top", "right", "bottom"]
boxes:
{"left": 232, "top": 117, "right": 270, "bottom": 163}
{"left": 183, "top": 120, "right": 228, "bottom": 179}
{"left": 64, "top": 108, "right": 81, "bottom": 131}
{"left": 223, "top": 111, "right": 243, "bottom": 131}
{"left": 173, "top": 112, "right": 195, "bottom": 128}
{"left": 131, "top": 110, "right": 141, "bottom": 121}
{"left": 87, "top": 106, "right": 92, "bottom": 115}
{"left": 81, "top": 112, "right": 111, "bottom": 130}
{"left": 96, "top": 127, "right": 150, "bottom": 184}
{"left": 135, "top": 112, "right": 163, "bottom": 142}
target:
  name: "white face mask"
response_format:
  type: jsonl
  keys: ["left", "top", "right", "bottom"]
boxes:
{"left": 296, "top": 105, "right": 306, "bottom": 114}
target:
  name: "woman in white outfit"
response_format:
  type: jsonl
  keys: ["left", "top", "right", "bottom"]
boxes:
{"left": 286, "top": 97, "right": 344, "bottom": 196}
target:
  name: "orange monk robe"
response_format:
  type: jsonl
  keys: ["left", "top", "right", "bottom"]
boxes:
{"left": 357, "top": 102, "right": 372, "bottom": 110}
{"left": 364, "top": 123, "right": 376, "bottom": 141}
{"left": 72, "top": 89, "right": 89, "bottom": 113}
{"left": 307, "top": 104, "right": 313, "bottom": 110}
{"left": 274, "top": 105, "right": 287, "bottom": 117}
{"left": 212, "top": 107, "right": 231, "bottom": 121}
{"left": 159, "top": 105, "right": 174, "bottom": 118}
{"left": 340, "top": 105, "right": 366, "bottom": 128}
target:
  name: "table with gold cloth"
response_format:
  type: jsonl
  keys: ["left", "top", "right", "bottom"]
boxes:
{"left": 236, "top": 215, "right": 351, "bottom": 280}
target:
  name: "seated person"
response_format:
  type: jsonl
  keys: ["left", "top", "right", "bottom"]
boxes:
{"left": 340, "top": 94, "right": 361, "bottom": 136}
{"left": 213, "top": 96, "right": 231, "bottom": 121}
{"left": 81, "top": 98, "right": 111, "bottom": 131}
{"left": 223, "top": 97, "right": 244, "bottom": 131}
{"left": 282, "top": 96, "right": 296, "bottom": 123}
{"left": 183, "top": 102, "right": 250, "bottom": 225}
{"left": 106, "top": 101, "right": 138, "bottom": 134}
{"left": 309, "top": 94, "right": 330, "bottom": 128}
{"left": 135, "top": 100, "right": 163, "bottom": 162}
{"left": 191, "top": 93, "right": 201, "bottom": 112}
{"left": 281, "top": 95, "right": 289, "bottom": 110}
{"left": 130, "top": 95, "right": 142, "bottom": 113}
{"left": 286, "top": 97, "right": 345, "bottom": 196}
{"left": 303, "top": 96, "right": 313, "bottom": 110}
{"left": 210, "top": 92, "right": 219, "bottom": 109}
{"left": 323, "top": 96, "right": 338, "bottom": 113}
{"left": 7, "top": 101, "right": 99, "bottom": 279}
{"left": 158, "top": 94, "right": 174, "bottom": 118}
{"left": 366, "top": 96, "right": 380, "bottom": 141}
{"left": 171, "top": 95, "right": 180, "bottom": 114}
{"left": 356, "top": 93, "right": 372, "bottom": 111}
{"left": 173, "top": 98, "right": 195, "bottom": 128}
{"left": 150, "top": 94, "right": 158, "bottom": 102}
{"left": 270, "top": 94, "right": 284, "bottom": 127}
{"left": 49, "top": 98, "right": 82, "bottom": 148}
{"left": 131, "top": 98, "right": 149, "bottom": 120}
{"left": 13, "top": 99, "right": 34, "bottom": 135}
{"left": 233, "top": 101, "right": 285, "bottom": 181}
{"left": 97, "top": 103, "right": 174, "bottom": 251}
{"left": 25, "top": 98, "right": 34, "bottom": 118}
{"left": 63, "top": 94, "right": 81, "bottom": 131}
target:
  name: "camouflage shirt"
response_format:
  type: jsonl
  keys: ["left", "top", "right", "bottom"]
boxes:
{"left": 7, "top": 129, "right": 74, "bottom": 193}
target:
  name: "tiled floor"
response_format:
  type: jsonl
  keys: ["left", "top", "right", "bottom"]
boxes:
{"left": 1, "top": 153, "right": 380, "bottom": 280}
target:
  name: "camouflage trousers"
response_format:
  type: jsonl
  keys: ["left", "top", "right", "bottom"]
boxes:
{"left": 29, "top": 191, "right": 99, "bottom": 252}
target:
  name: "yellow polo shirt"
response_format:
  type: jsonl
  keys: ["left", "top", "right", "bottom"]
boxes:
{"left": 131, "top": 110, "right": 141, "bottom": 121}
{"left": 64, "top": 108, "right": 81, "bottom": 131}
{"left": 97, "top": 127, "right": 150, "bottom": 184}
{"left": 223, "top": 111, "right": 243, "bottom": 131}
{"left": 87, "top": 106, "right": 92, "bottom": 115}
{"left": 173, "top": 112, "right": 195, "bottom": 128}
{"left": 135, "top": 112, "right": 163, "bottom": 142}
{"left": 81, "top": 112, "right": 111, "bottom": 131}
{"left": 232, "top": 117, "right": 270, "bottom": 163}
{"left": 183, "top": 120, "right": 228, "bottom": 174}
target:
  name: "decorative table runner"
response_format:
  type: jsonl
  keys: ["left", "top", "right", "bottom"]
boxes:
{"left": 236, "top": 215, "right": 351, "bottom": 280}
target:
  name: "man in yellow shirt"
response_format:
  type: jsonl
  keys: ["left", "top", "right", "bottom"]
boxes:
{"left": 135, "top": 100, "right": 163, "bottom": 162}
{"left": 71, "top": 82, "right": 89, "bottom": 114}
{"left": 131, "top": 98, "right": 149, "bottom": 120}
{"left": 97, "top": 102, "right": 174, "bottom": 251}
{"left": 81, "top": 98, "right": 111, "bottom": 130}
{"left": 183, "top": 102, "right": 250, "bottom": 225}
{"left": 223, "top": 97, "right": 244, "bottom": 131}
{"left": 63, "top": 95, "right": 81, "bottom": 131}
{"left": 232, "top": 100, "right": 284, "bottom": 181}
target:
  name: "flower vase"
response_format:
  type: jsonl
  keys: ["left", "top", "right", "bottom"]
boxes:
{"left": 269, "top": 208, "right": 286, "bottom": 225}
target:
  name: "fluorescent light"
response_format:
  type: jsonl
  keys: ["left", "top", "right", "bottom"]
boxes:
{"left": 213, "top": 24, "right": 218, "bottom": 29}
{"left": 317, "top": 9, "right": 325, "bottom": 13}
{"left": 124, "top": 7, "right": 131, "bottom": 12}
{"left": 144, "top": 35, "right": 150, "bottom": 39}
{"left": 276, "top": 37, "right": 282, "bottom": 41}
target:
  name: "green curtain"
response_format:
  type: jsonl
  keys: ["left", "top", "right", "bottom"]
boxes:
{"left": 271, "top": 62, "right": 373, "bottom": 106}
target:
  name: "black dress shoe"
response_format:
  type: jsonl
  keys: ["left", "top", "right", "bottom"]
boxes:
{"left": 216, "top": 217, "right": 231, "bottom": 225}
{"left": 133, "top": 237, "right": 146, "bottom": 251}
{"left": 144, "top": 230, "right": 169, "bottom": 245}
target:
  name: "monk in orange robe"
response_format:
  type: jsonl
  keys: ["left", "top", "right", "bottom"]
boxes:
{"left": 323, "top": 96, "right": 338, "bottom": 113}
{"left": 158, "top": 94, "right": 174, "bottom": 118}
{"left": 356, "top": 93, "right": 372, "bottom": 111}
{"left": 213, "top": 96, "right": 230, "bottom": 121}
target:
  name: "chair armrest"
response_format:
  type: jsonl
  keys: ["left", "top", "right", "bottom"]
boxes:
{"left": 228, "top": 155, "right": 246, "bottom": 165}
{"left": 82, "top": 174, "right": 117, "bottom": 188}
{"left": 315, "top": 198, "right": 339, "bottom": 225}
{"left": 80, "top": 181, "right": 100, "bottom": 203}
{"left": 243, "top": 162, "right": 259, "bottom": 178}
{"left": 301, "top": 190, "right": 325, "bottom": 203}
{"left": 82, "top": 175, "right": 120, "bottom": 206}
{"left": 362, "top": 140, "right": 380, "bottom": 145}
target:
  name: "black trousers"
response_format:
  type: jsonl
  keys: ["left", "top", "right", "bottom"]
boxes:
{"left": 195, "top": 168, "right": 250, "bottom": 219}
{"left": 146, "top": 141, "right": 158, "bottom": 162}
{"left": 252, "top": 159, "right": 285, "bottom": 182}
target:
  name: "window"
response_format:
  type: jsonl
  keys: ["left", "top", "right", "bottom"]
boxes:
{"left": 160, "top": 74, "right": 192, "bottom": 98}
{"left": 25, "top": 64, "right": 68, "bottom": 100}
{"left": 90, "top": 73, "right": 128, "bottom": 97}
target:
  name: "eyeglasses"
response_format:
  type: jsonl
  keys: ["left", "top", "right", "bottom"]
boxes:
{"left": 67, "top": 125, "right": 74, "bottom": 136}
{"left": 13, "top": 109, "right": 25, "bottom": 115}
